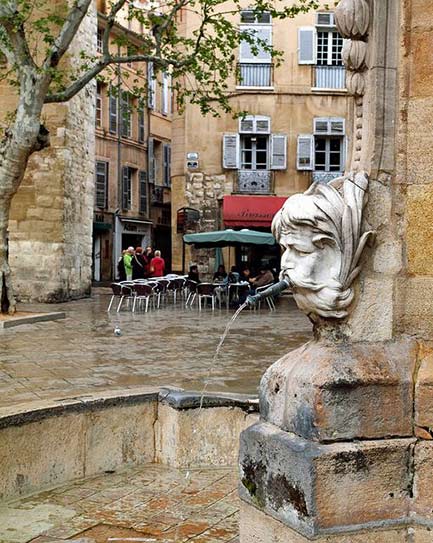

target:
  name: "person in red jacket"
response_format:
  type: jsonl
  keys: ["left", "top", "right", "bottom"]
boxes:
{"left": 150, "top": 250, "right": 165, "bottom": 277}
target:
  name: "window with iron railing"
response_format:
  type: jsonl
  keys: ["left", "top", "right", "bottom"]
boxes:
{"left": 238, "top": 10, "right": 272, "bottom": 87}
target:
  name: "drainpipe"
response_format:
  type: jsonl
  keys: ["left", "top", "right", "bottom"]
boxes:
{"left": 115, "top": 47, "right": 122, "bottom": 275}
{"left": 146, "top": 65, "right": 152, "bottom": 243}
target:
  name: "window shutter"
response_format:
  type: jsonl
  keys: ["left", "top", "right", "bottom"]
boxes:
{"left": 147, "top": 62, "right": 155, "bottom": 109}
{"left": 298, "top": 27, "right": 316, "bottom": 65}
{"left": 95, "top": 161, "right": 108, "bottom": 208}
{"left": 109, "top": 91, "right": 117, "bottom": 134}
{"left": 122, "top": 167, "right": 131, "bottom": 209}
{"left": 162, "top": 72, "right": 169, "bottom": 115}
{"left": 148, "top": 137, "right": 155, "bottom": 183}
{"left": 240, "top": 25, "right": 272, "bottom": 63}
{"left": 163, "top": 143, "right": 171, "bottom": 186}
{"left": 270, "top": 134, "right": 287, "bottom": 170}
{"left": 139, "top": 171, "right": 147, "bottom": 213}
{"left": 223, "top": 134, "right": 240, "bottom": 169}
{"left": 297, "top": 135, "right": 314, "bottom": 170}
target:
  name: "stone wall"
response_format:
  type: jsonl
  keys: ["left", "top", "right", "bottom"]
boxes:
{"left": 7, "top": 3, "right": 96, "bottom": 303}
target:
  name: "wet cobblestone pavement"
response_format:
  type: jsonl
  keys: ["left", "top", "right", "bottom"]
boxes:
{"left": 0, "top": 289, "right": 311, "bottom": 408}
{"left": 0, "top": 463, "right": 239, "bottom": 543}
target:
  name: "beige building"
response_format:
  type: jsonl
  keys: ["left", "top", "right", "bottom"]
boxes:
{"left": 93, "top": 0, "right": 172, "bottom": 281}
{"left": 171, "top": 4, "right": 351, "bottom": 274}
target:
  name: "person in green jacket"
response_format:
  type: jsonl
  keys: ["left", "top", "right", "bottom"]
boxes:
{"left": 123, "top": 247, "right": 134, "bottom": 281}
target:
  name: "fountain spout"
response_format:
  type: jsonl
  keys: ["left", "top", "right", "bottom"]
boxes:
{"left": 246, "top": 279, "right": 291, "bottom": 307}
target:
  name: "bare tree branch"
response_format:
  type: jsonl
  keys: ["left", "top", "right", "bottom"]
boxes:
{"left": 44, "top": 0, "right": 93, "bottom": 69}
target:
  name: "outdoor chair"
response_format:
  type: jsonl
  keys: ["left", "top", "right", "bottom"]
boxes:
{"left": 116, "top": 283, "right": 135, "bottom": 312}
{"left": 185, "top": 279, "right": 198, "bottom": 307}
{"left": 167, "top": 278, "right": 184, "bottom": 305}
{"left": 255, "top": 283, "right": 277, "bottom": 312}
{"left": 132, "top": 283, "right": 154, "bottom": 313}
{"left": 197, "top": 282, "right": 217, "bottom": 311}
{"left": 228, "top": 283, "right": 250, "bottom": 309}
{"left": 107, "top": 283, "right": 123, "bottom": 312}
{"left": 153, "top": 279, "right": 169, "bottom": 308}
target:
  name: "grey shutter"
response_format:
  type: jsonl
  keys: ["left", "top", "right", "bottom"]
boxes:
{"left": 163, "top": 143, "right": 171, "bottom": 186}
{"left": 240, "top": 25, "right": 272, "bottom": 62}
{"left": 147, "top": 62, "right": 155, "bottom": 109}
{"left": 122, "top": 167, "right": 131, "bottom": 209}
{"left": 297, "top": 135, "right": 314, "bottom": 170}
{"left": 109, "top": 90, "right": 117, "bottom": 134}
{"left": 139, "top": 171, "right": 147, "bottom": 213}
{"left": 95, "top": 161, "right": 108, "bottom": 208}
{"left": 223, "top": 134, "right": 240, "bottom": 169}
{"left": 148, "top": 137, "right": 155, "bottom": 183}
{"left": 270, "top": 134, "right": 287, "bottom": 170}
{"left": 298, "top": 27, "right": 316, "bottom": 64}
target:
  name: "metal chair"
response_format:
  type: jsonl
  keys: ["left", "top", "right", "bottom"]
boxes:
{"left": 132, "top": 283, "right": 154, "bottom": 313}
{"left": 185, "top": 279, "right": 198, "bottom": 307}
{"left": 116, "top": 283, "right": 135, "bottom": 312}
{"left": 167, "top": 278, "right": 184, "bottom": 305}
{"left": 255, "top": 283, "right": 277, "bottom": 311}
{"left": 153, "top": 279, "right": 169, "bottom": 308}
{"left": 107, "top": 283, "right": 122, "bottom": 311}
{"left": 197, "top": 283, "right": 217, "bottom": 311}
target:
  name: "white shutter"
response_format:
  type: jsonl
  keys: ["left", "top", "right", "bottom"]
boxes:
{"left": 162, "top": 72, "right": 169, "bottom": 115}
{"left": 147, "top": 62, "right": 155, "bottom": 109}
{"left": 316, "top": 12, "right": 334, "bottom": 27}
{"left": 270, "top": 134, "right": 287, "bottom": 170}
{"left": 148, "top": 137, "right": 155, "bottom": 183}
{"left": 240, "top": 25, "right": 272, "bottom": 63}
{"left": 223, "top": 134, "right": 240, "bottom": 169}
{"left": 297, "top": 135, "right": 314, "bottom": 170}
{"left": 298, "top": 27, "right": 316, "bottom": 65}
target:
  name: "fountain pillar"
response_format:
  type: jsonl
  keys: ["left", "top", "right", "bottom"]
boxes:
{"left": 239, "top": 0, "right": 433, "bottom": 540}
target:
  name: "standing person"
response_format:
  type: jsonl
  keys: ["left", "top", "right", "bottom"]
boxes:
{"left": 150, "top": 250, "right": 165, "bottom": 277}
{"left": 132, "top": 247, "right": 147, "bottom": 280}
{"left": 117, "top": 250, "right": 127, "bottom": 281}
{"left": 145, "top": 246, "right": 154, "bottom": 276}
{"left": 123, "top": 247, "right": 134, "bottom": 281}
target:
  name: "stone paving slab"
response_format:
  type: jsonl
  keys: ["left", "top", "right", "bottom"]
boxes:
{"left": 0, "top": 312, "right": 65, "bottom": 329}
{"left": 0, "top": 464, "right": 239, "bottom": 543}
{"left": 0, "top": 290, "right": 311, "bottom": 409}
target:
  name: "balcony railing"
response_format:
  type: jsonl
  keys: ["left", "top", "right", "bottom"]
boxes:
{"left": 315, "top": 65, "right": 346, "bottom": 90}
{"left": 312, "top": 171, "right": 343, "bottom": 185}
{"left": 236, "top": 170, "right": 273, "bottom": 194}
{"left": 237, "top": 63, "right": 273, "bottom": 87}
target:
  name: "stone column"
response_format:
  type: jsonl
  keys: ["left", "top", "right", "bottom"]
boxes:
{"left": 239, "top": 1, "right": 433, "bottom": 541}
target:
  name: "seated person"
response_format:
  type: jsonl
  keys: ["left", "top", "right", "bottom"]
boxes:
{"left": 213, "top": 265, "right": 227, "bottom": 283}
{"left": 249, "top": 267, "right": 275, "bottom": 291}
{"left": 227, "top": 265, "right": 240, "bottom": 283}
{"left": 241, "top": 267, "right": 251, "bottom": 283}
{"left": 188, "top": 264, "right": 200, "bottom": 283}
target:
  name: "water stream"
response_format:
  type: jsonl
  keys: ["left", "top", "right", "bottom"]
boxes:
{"left": 199, "top": 301, "right": 248, "bottom": 409}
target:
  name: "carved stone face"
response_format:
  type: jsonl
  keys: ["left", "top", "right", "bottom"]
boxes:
{"left": 272, "top": 174, "right": 373, "bottom": 320}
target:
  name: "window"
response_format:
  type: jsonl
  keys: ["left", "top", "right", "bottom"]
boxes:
{"left": 138, "top": 106, "right": 145, "bottom": 143}
{"left": 120, "top": 92, "right": 131, "bottom": 138}
{"left": 163, "top": 144, "right": 171, "bottom": 186}
{"left": 238, "top": 10, "right": 272, "bottom": 87}
{"left": 122, "top": 166, "right": 132, "bottom": 209}
{"left": 95, "top": 161, "right": 108, "bottom": 209}
{"left": 139, "top": 170, "right": 147, "bottom": 213}
{"left": 298, "top": 12, "right": 345, "bottom": 89}
{"left": 296, "top": 117, "right": 345, "bottom": 176}
{"left": 97, "top": 28, "right": 104, "bottom": 54}
{"left": 241, "top": 136, "right": 269, "bottom": 170}
{"left": 109, "top": 88, "right": 117, "bottom": 134}
{"left": 96, "top": 84, "right": 102, "bottom": 128}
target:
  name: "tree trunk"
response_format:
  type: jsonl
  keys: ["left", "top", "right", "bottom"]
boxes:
{"left": 0, "top": 200, "right": 14, "bottom": 314}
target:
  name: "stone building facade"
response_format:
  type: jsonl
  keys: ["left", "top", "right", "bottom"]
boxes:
{"left": 7, "top": 2, "right": 97, "bottom": 303}
{"left": 171, "top": 0, "right": 352, "bottom": 274}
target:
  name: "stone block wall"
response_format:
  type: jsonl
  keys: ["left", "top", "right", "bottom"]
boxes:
{"left": 7, "top": 3, "right": 96, "bottom": 303}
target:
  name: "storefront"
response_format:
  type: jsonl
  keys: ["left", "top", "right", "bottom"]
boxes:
{"left": 223, "top": 195, "right": 287, "bottom": 273}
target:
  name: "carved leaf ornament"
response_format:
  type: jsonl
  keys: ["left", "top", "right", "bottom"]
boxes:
{"left": 346, "top": 71, "right": 366, "bottom": 96}
{"left": 334, "top": 0, "right": 370, "bottom": 39}
{"left": 342, "top": 40, "right": 368, "bottom": 71}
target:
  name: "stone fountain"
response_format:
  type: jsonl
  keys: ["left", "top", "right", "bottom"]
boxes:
{"left": 239, "top": 0, "right": 433, "bottom": 541}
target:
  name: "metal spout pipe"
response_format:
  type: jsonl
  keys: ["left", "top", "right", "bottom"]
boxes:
{"left": 246, "top": 278, "right": 291, "bottom": 307}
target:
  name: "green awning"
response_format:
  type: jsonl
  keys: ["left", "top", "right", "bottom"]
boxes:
{"left": 93, "top": 222, "right": 112, "bottom": 232}
{"left": 183, "top": 229, "right": 276, "bottom": 248}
